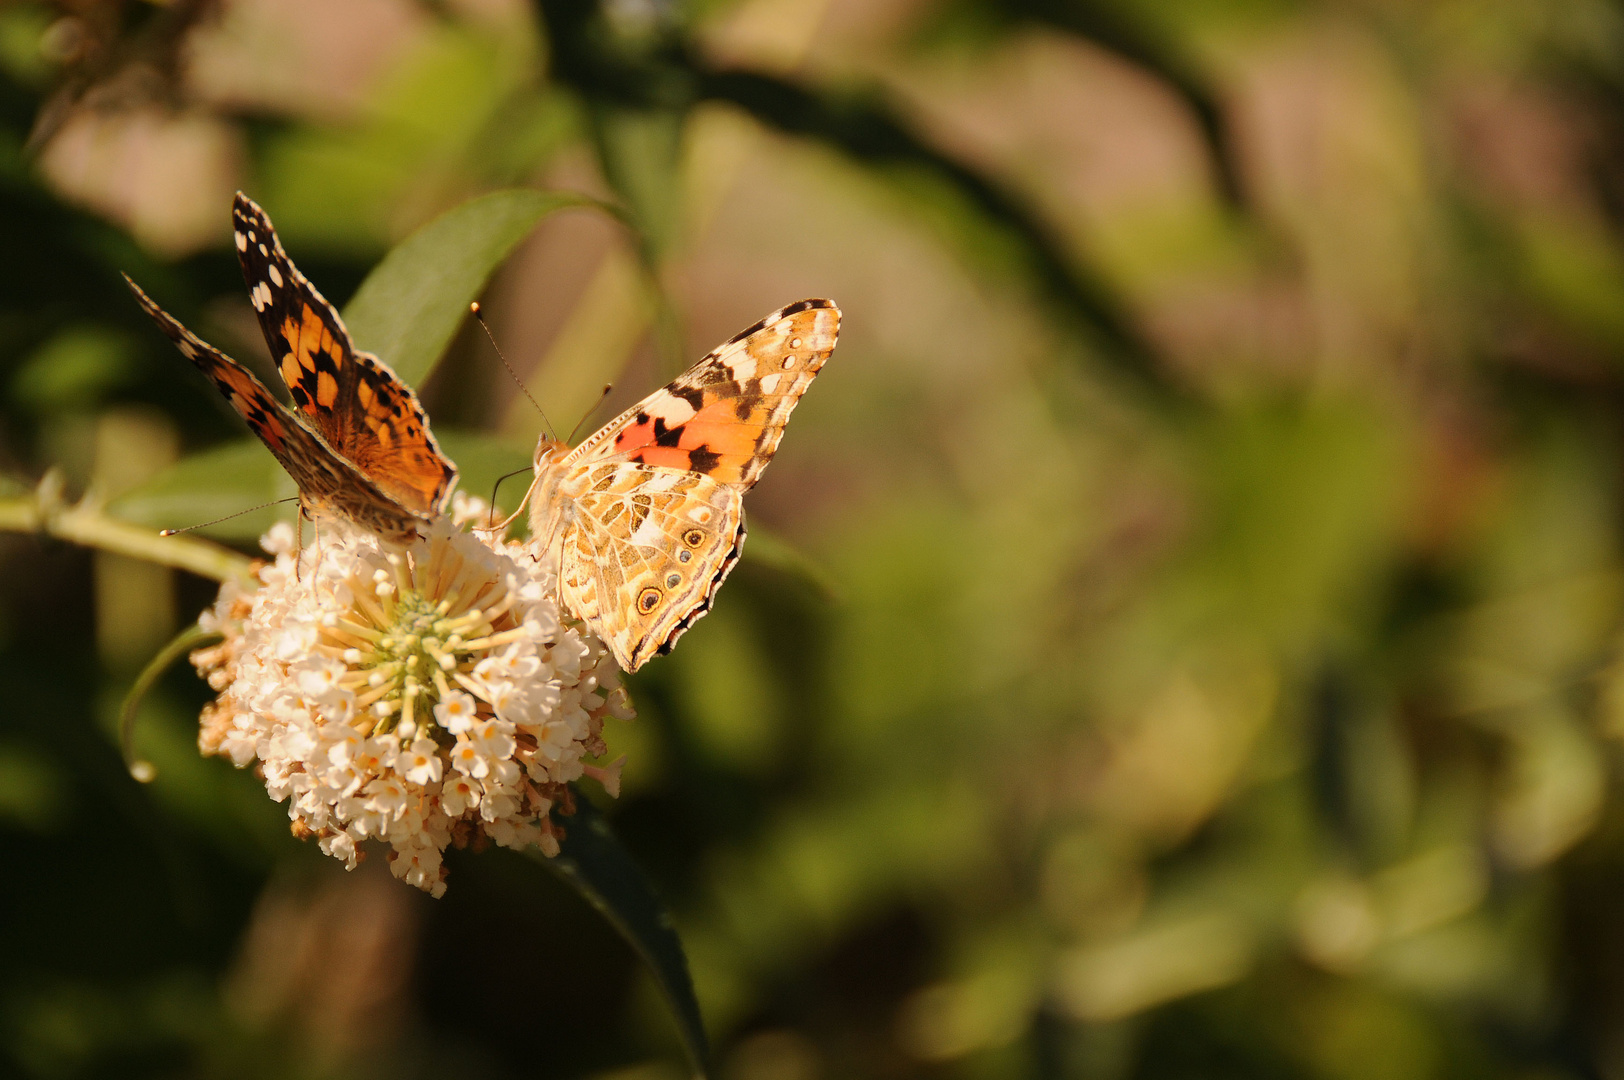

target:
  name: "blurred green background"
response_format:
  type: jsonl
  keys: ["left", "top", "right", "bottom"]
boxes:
{"left": 9, "top": 0, "right": 1624, "bottom": 1077}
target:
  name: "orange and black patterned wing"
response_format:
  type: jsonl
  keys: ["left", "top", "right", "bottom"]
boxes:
{"left": 567, "top": 299, "right": 840, "bottom": 488}
{"left": 124, "top": 276, "right": 431, "bottom": 544}
{"left": 231, "top": 193, "right": 457, "bottom": 515}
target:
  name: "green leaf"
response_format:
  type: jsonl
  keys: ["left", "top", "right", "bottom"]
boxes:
{"left": 109, "top": 441, "right": 293, "bottom": 541}
{"left": 589, "top": 104, "right": 684, "bottom": 262}
{"left": 11, "top": 326, "right": 138, "bottom": 411}
{"left": 108, "top": 431, "right": 535, "bottom": 541}
{"left": 743, "top": 525, "right": 843, "bottom": 603}
{"left": 341, "top": 189, "right": 599, "bottom": 387}
{"left": 433, "top": 428, "right": 534, "bottom": 521}
{"left": 529, "top": 793, "right": 710, "bottom": 1078}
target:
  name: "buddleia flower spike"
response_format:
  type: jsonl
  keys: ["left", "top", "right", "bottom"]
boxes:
{"left": 191, "top": 493, "right": 633, "bottom": 896}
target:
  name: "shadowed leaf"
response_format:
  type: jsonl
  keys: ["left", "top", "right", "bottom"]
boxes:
{"left": 434, "top": 428, "right": 534, "bottom": 521}
{"left": 529, "top": 793, "right": 710, "bottom": 1078}
{"left": 112, "top": 430, "right": 535, "bottom": 541}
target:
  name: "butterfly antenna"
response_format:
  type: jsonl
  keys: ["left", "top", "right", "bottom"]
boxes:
{"left": 470, "top": 302, "right": 556, "bottom": 440}
{"left": 566, "top": 383, "right": 615, "bottom": 445}
{"left": 159, "top": 497, "right": 299, "bottom": 536}
{"left": 486, "top": 465, "right": 533, "bottom": 530}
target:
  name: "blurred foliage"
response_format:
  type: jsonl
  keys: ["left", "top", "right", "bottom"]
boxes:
{"left": 12, "top": 1, "right": 1624, "bottom": 1079}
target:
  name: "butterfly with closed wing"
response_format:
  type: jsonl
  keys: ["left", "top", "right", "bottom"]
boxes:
{"left": 521, "top": 298, "right": 840, "bottom": 672}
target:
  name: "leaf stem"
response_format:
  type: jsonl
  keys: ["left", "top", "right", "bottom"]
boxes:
{"left": 120, "top": 622, "right": 223, "bottom": 781}
{"left": 0, "top": 473, "right": 255, "bottom": 583}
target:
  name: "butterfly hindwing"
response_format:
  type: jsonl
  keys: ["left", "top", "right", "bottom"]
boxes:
{"left": 554, "top": 461, "right": 746, "bottom": 671}
{"left": 232, "top": 194, "right": 456, "bottom": 516}
{"left": 123, "top": 275, "right": 431, "bottom": 542}
{"left": 569, "top": 299, "right": 839, "bottom": 488}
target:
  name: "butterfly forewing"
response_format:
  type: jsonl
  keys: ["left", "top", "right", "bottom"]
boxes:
{"left": 232, "top": 194, "right": 456, "bottom": 515}
{"left": 569, "top": 299, "right": 839, "bottom": 488}
{"left": 123, "top": 276, "right": 431, "bottom": 543}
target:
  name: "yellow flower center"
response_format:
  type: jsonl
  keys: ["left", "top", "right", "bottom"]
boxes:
{"left": 319, "top": 543, "right": 530, "bottom": 736}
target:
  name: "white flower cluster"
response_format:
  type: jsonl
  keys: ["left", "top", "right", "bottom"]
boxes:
{"left": 192, "top": 496, "right": 633, "bottom": 897}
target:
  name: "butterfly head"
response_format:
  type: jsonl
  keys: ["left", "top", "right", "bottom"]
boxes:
{"left": 533, "top": 437, "right": 571, "bottom": 470}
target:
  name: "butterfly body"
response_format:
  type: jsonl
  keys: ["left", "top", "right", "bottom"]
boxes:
{"left": 127, "top": 194, "right": 457, "bottom": 543}
{"left": 527, "top": 299, "right": 840, "bottom": 671}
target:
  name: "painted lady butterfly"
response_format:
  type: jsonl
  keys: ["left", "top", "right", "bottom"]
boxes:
{"left": 125, "top": 193, "right": 457, "bottom": 543}
{"left": 526, "top": 298, "right": 840, "bottom": 672}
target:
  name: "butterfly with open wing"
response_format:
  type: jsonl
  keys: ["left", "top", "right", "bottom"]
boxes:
{"left": 125, "top": 193, "right": 457, "bottom": 544}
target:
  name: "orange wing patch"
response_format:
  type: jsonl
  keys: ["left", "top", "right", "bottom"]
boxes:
{"left": 335, "top": 363, "right": 452, "bottom": 512}
{"left": 278, "top": 305, "right": 345, "bottom": 418}
{"left": 575, "top": 299, "right": 839, "bottom": 490}
{"left": 611, "top": 398, "right": 773, "bottom": 482}
{"left": 209, "top": 363, "right": 293, "bottom": 453}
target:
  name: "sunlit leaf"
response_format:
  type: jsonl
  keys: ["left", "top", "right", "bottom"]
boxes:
{"left": 342, "top": 188, "right": 598, "bottom": 387}
{"left": 530, "top": 793, "right": 710, "bottom": 1079}
{"left": 109, "top": 441, "right": 292, "bottom": 541}
{"left": 256, "top": 24, "right": 543, "bottom": 251}
{"left": 109, "top": 430, "right": 535, "bottom": 542}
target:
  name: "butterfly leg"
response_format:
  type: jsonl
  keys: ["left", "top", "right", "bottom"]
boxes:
{"left": 294, "top": 501, "right": 314, "bottom": 582}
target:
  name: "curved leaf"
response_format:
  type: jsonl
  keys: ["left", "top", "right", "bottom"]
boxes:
{"left": 529, "top": 793, "right": 710, "bottom": 1078}
{"left": 111, "top": 431, "right": 536, "bottom": 541}
{"left": 741, "top": 525, "right": 842, "bottom": 603}
{"left": 109, "top": 440, "right": 293, "bottom": 541}
{"left": 342, "top": 189, "right": 599, "bottom": 387}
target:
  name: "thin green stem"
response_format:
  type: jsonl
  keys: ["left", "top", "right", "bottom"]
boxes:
{"left": 119, "top": 623, "right": 223, "bottom": 781}
{"left": 0, "top": 477, "right": 255, "bottom": 583}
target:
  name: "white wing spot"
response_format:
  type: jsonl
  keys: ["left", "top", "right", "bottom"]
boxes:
{"left": 259, "top": 243, "right": 268, "bottom": 256}
{"left": 268, "top": 265, "right": 283, "bottom": 287}
{"left": 759, "top": 373, "right": 781, "bottom": 393}
{"left": 656, "top": 398, "right": 697, "bottom": 425}
{"left": 247, "top": 230, "right": 256, "bottom": 242}
{"left": 235, "top": 231, "right": 248, "bottom": 252}
{"left": 790, "top": 338, "right": 802, "bottom": 348}
{"left": 250, "top": 282, "right": 272, "bottom": 311}
{"left": 781, "top": 356, "right": 795, "bottom": 369}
